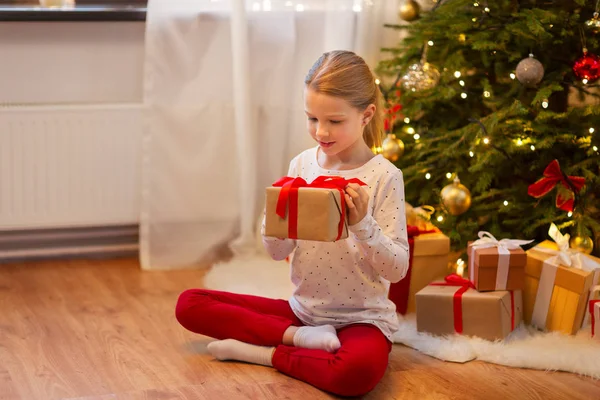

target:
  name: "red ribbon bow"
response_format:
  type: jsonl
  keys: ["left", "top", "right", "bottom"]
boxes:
{"left": 388, "top": 225, "right": 439, "bottom": 315}
{"left": 527, "top": 159, "right": 586, "bottom": 212}
{"left": 590, "top": 300, "right": 600, "bottom": 337}
{"left": 272, "top": 176, "right": 366, "bottom": 241}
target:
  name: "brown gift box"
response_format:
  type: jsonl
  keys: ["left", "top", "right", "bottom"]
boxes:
{"left": 264, "top": 187, "right": 348, "bottom": 242}
{"left": 416, "top": 283, "right": 523, "bottom": 341}
{"left": 399, "top": 231, "right": 450, "bottom": 314}
{"left": 524, "top": 240, "right": 595, "bottom": 335}
{"left": 467, "top": 242, "right": 527, "bottom": 292}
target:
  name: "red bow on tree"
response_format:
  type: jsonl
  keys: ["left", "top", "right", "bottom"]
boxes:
{"left": 384, "top": 101, "right": 402, "bottom": 133}
{"left": 527, "top": 159, "right": 586, "bottom": 212}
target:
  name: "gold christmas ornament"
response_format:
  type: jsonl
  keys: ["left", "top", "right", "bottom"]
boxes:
{"left": 381, "top": 134, "right": 405, "bottom": 162}
{"left": 399, "top": 0, "right": 420, "bottom": 22}
{"left": 402, "top": 62, "right": 440, "bottom": 92}
{"left": 570, "top": 235, "right": 594, "bottom": 254}
{"left": 515, "top": 54, "right": 545, "bottom": 87}
{"left": 441, "top": 176, "right": 472, "bottom": 215}
{"left": 585, "top": 12, "right": 600, "bottom": 34}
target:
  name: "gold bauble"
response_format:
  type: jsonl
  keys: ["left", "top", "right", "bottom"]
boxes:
{"left": 381, "top": 134, "right": 404, "bottom": 162}
{"left": 585, "top": 12, "right": 600, "bottom": 34}
{"left": 441, "top": 176, "right": 472, "bottom": 216}
{"left": 570, "top": 235, "right": 594, "bottom": 255}
{"left": 402, "top": 62, "right": 440, "bottom": 92}
{"left": 399, "top": 0, "right": 420, "bottom": 22}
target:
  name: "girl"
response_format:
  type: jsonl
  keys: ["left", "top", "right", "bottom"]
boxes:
{"left": 176, "top": 51, "right": 410, "bottom": 397}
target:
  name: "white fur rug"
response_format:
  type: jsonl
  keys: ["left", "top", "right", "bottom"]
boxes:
{"left": 203, "top": 255, "right": 600, "bottom": 378}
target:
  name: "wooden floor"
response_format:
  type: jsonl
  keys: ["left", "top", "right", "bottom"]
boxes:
{"left": 0, "top": 258, "right": 599, "bottom": 400}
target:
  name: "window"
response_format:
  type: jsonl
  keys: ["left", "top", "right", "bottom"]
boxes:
{"left": 0, "top": 0, "right": 147, "bottom": 21}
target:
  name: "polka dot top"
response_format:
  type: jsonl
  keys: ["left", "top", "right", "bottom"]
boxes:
{"left": 261, "top": 146, "right": 410, "bottom": 340}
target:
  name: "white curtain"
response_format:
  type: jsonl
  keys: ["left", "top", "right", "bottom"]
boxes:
{"left": 140, "top": 0, "right": 402, "bottom": 270}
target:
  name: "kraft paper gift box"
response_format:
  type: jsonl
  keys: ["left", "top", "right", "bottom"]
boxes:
{"left": 416, "top": 275, "right": 523, "bottom": 341}
{"left": 523, "top": 239, "right": 599, "bottom": 335}
{"left": 264, "top": 176, "right": 365, "bottom": 242}
{"left": 467, "top": 232, "right": 532, "bottom": 292}
{"left": 389, "top": 227, "right": 450, "bottom": 315}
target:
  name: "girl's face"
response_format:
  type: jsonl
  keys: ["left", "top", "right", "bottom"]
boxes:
{"left": 304, "top": 87, "right": 374, "bottom": 157}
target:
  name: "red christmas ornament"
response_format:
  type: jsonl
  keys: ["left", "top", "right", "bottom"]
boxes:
{"left": 573, "top": 52, "right": 600, "bottom": 82}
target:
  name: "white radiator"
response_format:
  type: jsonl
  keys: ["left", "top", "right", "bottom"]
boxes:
{"left": 0, "top": 104, "right": 143, "bottom": 231}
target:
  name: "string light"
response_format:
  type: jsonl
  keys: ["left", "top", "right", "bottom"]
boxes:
{"left": 568, "top": 211, "right": 573, "bottom": 218}
{"left": 446, "top": 172, "right": 452, "bottom": 179}
{"left": 503, "top": 200, "right": 509, "bottom": 206}
{"left": 483, "top": 137, "right": 490, "bottom": 144}
{"left": 593, "top": 146, "right": 599, "bottom": 152}
{"left": 459, "top": 80, "right": 465, "bottom": 86}
{"left": 407, "top": 127, "right": 415, "bottom": 134}
{"left": 472, "top": 17, "right": 477, "bottom": 22}
{"left": 425, "top": 173, "right": 431, "bottom": 180}
{"left": 414, "top": 134, "right": 421, "bottom": 140}
{"left": 473, "top": 2, "right": 479, "bottom": 6}
{"left": 375, "top": 78, "right": 381, "bottom": 85}
{"left": 295, "top": 4, "right": 304, "bottom": 12}
{"left": 454, "top": 71, "right": 462, "bottom": 78}
{"left": 428, "top": 40, "right": 434, "bottom": 46}
{"left": 484, "top": 7, "right": 490, "bottom": 12}
{"left": 469, "top": 151, "right": 474, "bottom": 157}
{"left": 461, "top": 93, "right": 468, "bottom": 99}
{"left": 437, "top": 215, "right": 444, "bottom": 222}
{"left": 484, "top": 91, "right": 491, "bottom": 97}
{"left": 590, "top": 128, "right": 595, "bottom": 134}
{"left": 542, "top": 100, "right": 549, "bottom": 108}
{"left": 404, "top": 117, "right": 410, "bottom": 124}
{"left": 510, "top": 73, "right": 516, "bottom": 80}
{"left": 583, "top": 79, "right": 589, "bottom": 85}
{"left": 516, "top": 138, "right": 523, "bottom": 146}
{"left": 530, "top": 145, "right": 536, "bottom": 151}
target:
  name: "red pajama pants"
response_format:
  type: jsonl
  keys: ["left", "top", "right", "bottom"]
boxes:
{"left": 175, "top": 289, "right": 392, "bottom": 397}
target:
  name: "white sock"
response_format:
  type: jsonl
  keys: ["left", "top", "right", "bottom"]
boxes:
{"left": 207, "top": 339, "right": 274, "bottom": 367}
{"left": 292, "top": 324, "right": 341, "bottom": 352}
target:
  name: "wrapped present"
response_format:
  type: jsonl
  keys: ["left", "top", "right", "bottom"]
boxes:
{"left": 406, "top": 204, "right": 436, "bottom": 231}
{"left": 264, "top": 176, "right": 365, "bottom": 242}
{"left": 416, "top": 274, "right": 523, "bottom": 341}
{"left": 388, "top": 226, "right": 450, "bottom": 315}
{"left": 523, "top": 224, "right": 599, "bottom": 335}
{"left": 467, "top": 232, "right": 533, "bottom": 292}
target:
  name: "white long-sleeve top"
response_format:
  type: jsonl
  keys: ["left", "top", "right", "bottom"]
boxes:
{"left": 262, "top": 146, "right": 410, "bottom": 340}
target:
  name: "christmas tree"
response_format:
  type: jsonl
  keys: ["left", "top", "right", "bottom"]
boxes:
{"left": 377, "top": 0, "right": 600, "bottom": 256}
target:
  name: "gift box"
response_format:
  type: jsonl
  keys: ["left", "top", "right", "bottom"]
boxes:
{"left": 264, "top": 176, "right": 365, "bottom": 242}
{"left": 416, "top": 275, "right": 523, "bottom": 341}
{"left": 523, "top": 240, "right": 597, "bottom": 335}
{"left": 388, "top": 227, "right": 450, "bottom": 315}
{"left": 406, "top": 204, "right": 436, "bottom": 231}
{"left": 467, "top": 233, "right": 532, "bottom": 292}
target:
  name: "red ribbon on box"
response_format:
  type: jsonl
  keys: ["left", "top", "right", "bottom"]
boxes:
{"left": 429, "top": 274, "right": 516, "bottom": 334}
{"left": 429, "top": 274, "right": 476, "bottom": 334}
{"left": 388, "top": 225, "right": 438, "bottom": 315}
{"left": 590, "top": 300, "right": 600, "bottom": 337}
{"left": 272, "top": 176, "right": 366, "bottom": 241}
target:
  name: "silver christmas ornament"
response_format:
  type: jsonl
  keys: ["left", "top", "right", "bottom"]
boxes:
{"left": 402, "top": 62, "right": 440, "bottom": 92}
{"left": 515, "top": 54, "right": 544, "bottom": 87}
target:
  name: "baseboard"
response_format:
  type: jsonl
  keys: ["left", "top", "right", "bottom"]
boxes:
{"left": 0, "top": 225, "right": 139, "bottom": 263}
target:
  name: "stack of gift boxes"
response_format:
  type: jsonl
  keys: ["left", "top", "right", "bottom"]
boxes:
{"left": 264, "top": 177, "right": 600, "bottom": 341}
{"left": 412, "top": 224, "right": 600, "bottom": 341}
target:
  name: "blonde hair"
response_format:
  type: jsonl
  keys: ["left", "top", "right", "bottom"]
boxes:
{"left": 304, "top": 51, "right": 384, "bottom": 149}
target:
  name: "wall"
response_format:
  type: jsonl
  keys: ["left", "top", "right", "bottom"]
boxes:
{"left": 0, "top": 21, "right": 145, "bottom": 105}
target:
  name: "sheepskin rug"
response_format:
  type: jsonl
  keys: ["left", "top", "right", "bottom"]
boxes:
{"left": 203, "top": 255, "right": 600, "bottom": 378}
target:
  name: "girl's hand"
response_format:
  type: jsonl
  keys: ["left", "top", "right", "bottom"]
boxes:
{"left": 344, "top": 183, "right": 369, "bottom": 226}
